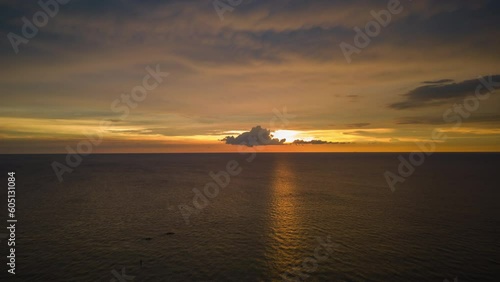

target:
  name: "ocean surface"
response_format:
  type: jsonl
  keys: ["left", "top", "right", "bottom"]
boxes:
{"left": 0, "top": 153, "right": 499, "bottom": 281}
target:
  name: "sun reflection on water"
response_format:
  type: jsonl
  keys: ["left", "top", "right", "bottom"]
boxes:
{"left": 265, "top": 156, "right": 305, "bottom": 275}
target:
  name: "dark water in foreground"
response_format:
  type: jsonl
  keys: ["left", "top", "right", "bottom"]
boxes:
{"left": 0, "top": 153, "right": 499, "bottom": 281}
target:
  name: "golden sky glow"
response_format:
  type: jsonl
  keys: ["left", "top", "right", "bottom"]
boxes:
{"left": 1, "top": 1, "right": 499, "bottom": 153}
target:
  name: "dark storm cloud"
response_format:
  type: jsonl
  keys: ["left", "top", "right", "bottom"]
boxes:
{"left": 222, "top": 126, "right": 286, "bottom": 146}
{"left": 389, "top": 75, "right": 500, "bottom": 110}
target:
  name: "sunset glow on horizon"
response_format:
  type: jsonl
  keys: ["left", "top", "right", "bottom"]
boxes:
{"left": 1, "top": 0, "right": 499, "bottom": 153}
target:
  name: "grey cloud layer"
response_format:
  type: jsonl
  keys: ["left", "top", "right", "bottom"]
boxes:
{"left": 389, "top": 75, "right": 500, "bottom": 109}
{"left": 397, "top": 113, "right": 500, "bottom": 125}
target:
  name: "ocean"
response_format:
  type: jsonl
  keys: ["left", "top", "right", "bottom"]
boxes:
{"left": 0, "top": 153, "right": 499, "bottom": 281}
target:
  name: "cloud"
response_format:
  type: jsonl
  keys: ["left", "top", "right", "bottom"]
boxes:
{"left": 346, "top": 123, "right": 370, "bottom": 128}
{"left": 389, "top": 75, "right": 500, "bottom": 109}
{"left": 422, "top": 79, "right": 454, "bottom": 84}
{"left": 397, "top": 113, "right": 500, "bottom": 125}
{"left": 292, "top": 139, "right": 351, "bottom": 145}
{"left": 221, "top": 126, "right": 286, "bottom": 146}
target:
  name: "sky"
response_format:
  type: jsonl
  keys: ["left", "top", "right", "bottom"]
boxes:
{"left": 0, "top": 0, "right": 499, "bottom": 153}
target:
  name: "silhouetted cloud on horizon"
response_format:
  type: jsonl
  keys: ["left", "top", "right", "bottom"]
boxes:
{"left": 221, "top": 126, "right": 286, "bottom": 146}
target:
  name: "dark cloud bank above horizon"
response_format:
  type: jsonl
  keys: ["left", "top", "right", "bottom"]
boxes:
{"left": 389, "top": 75, "right": 500, "bottom": 110}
